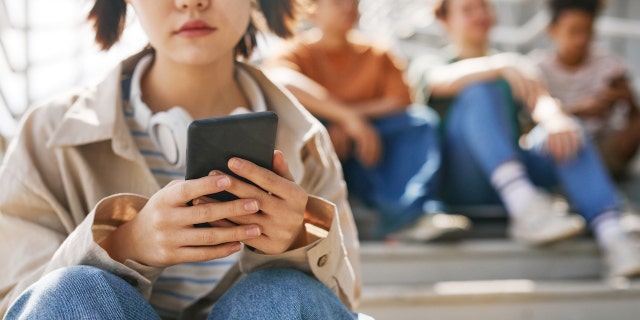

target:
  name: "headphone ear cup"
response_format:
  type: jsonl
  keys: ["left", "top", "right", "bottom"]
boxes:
{"left": 148, "top": 107, "right": 193, "bottom": 168}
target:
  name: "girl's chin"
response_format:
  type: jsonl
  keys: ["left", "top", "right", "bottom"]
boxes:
{"left": 469, "top": 31, "right": 490, "bottom": 42}
{"left": 167, "top": 49, "right": 232, "bottom": 65}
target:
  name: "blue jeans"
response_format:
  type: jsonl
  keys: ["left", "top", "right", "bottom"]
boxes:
{"left": 5, "top": 266, "right": 356, "bottom": 320}
{"left": 443, "top": 81, "right": 620, "bottom": 224}
{"left": 342, "top": 106, "right": 444, "bottom": 237}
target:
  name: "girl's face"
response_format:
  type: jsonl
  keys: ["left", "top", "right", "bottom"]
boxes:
{"left": 441, "top": 0, "right": 495, "bottom": 46}
{"left": 312, "top": 0, "right": 359, "bottom": 36}
{"left": 548, "top": 10, "right": 595, "bottom": 64}
{"left": 128, "top": 0, "right": 251, "bottom": 65}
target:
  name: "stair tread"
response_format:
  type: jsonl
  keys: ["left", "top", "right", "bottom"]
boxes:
{"left": 360, "top": 239, "right": 599, "bottom": 259}
{"left": 361, "top": 278, "right": 640, "bottom": 304}
{"left": 360, "top": 239, "right": 605, "bottom": 285}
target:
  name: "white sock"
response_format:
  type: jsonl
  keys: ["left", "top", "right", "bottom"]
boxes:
{"left": 491, "top": 161, "right": 537, "bottom": 217}
{"left": 591, "top": 211, "right": 624, "bottom": 249}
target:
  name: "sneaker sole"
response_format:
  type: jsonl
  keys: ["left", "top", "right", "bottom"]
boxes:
{"left": 388, "top": 226, "right": 470, "bottom": 243}
{"left": 510, "top": 224, "right": 585, "bottom": 247}
{"left": 609, "top": 263, "right": 640, "bottom": 278}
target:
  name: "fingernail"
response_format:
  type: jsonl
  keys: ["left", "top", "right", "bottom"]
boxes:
{"left": 209, "top": 170, "right": 220, "bottom": 176}
{"left": 244, "top": 200, "right": 259, "bottom": 212}
{"left": 229, "top": 158, "right": 243, "bottom": 170}
{"left": 193, "top": 198, "right": 202, "bottom": 206}
{"left": 230, "top": 242, "right": 242, "bottom": 252}
{"left": 217, "top": 176, "right": 230, "bottom": 188}
{"left": 246, "top": 226, "right": 261, "bottom": 237}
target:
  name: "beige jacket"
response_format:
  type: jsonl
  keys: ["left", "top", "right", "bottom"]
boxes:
{"left": 0, "top": 51, "right": 361, "bottom": 317}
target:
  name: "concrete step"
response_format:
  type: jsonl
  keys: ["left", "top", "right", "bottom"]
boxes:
{"left": 360, "top": 239, "right": 603, "bottom": 285}
{"left": 359, "top": 279, "right": 640, "bottom": 320}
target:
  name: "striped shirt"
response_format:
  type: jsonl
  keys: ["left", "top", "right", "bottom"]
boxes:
{"left": 123, "top": 55, "right": 266, "bottom": 318}
{"left": 529, "top": 48, "right": 630, "bottom": 137}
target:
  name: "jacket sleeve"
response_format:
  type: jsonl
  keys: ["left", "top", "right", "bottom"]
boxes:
{"left": 237, "top": 128, "right": 361, "bottom": 310}
{"left": 0, "top": 107, "right": 163, "bottom": 316}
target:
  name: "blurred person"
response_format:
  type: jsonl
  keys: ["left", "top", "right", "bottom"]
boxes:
{"left": 0, "top": 0, "right": 363, "bottom": 319}
{"left": 530, "top": 0, "right": 640, "bottom": 181}
{"left": 265, "top": 0, "right": 471, "bottom": 241}
{"left": 409, "top": 0, "right": 640, "bottom": 277}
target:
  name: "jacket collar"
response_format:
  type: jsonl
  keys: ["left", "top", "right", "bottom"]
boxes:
{"left": 46, "top": 50, "right": 147, "bottom": 162}
{"left": 47, "top": 49, "right": 321, "bottom": 167}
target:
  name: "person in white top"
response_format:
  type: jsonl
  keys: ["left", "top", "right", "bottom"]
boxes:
{"left": 530, "top": 0, "right": 640, "bottom": 179}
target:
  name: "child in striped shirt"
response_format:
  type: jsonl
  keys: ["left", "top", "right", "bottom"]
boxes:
{"left": 530, "top": 0, "right": 640, "bottom": 180}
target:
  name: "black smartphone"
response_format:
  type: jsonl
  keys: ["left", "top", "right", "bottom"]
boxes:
{"left": 186, "top": 111, "right": 278, "bottom": 202}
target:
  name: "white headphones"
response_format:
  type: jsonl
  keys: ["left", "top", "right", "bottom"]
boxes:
{"left": 128, "top": 55, "right": 194, "bottom": 169}
{"left": 148, "top": 107, "right": 193, "bottom": 169}
{"left": 129, "top": 55, "right": 266, "bottom": 169}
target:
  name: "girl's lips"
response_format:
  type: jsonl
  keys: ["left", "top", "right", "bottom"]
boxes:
{"left": 176, "top": 20, "right": 216, "bottom": 38}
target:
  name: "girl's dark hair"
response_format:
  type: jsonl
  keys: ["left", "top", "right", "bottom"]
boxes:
{"left": 548, "top": 0, "right": 602, "bottom": 24}
{"left": 87, "top": 0, "right": 299, "bottom": 57}
{"left": 87, "top": 0, "right": 127, "bottom": 51}
{"left": 433, "top": 0, "right": 450, "bottom": 20}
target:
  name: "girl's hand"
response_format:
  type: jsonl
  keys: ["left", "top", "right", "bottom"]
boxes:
{"left": 100, "top": 174, "right": 264, "bottom": 268}
{"left": 212, "top": 150, "right": 309, "bottom": 255}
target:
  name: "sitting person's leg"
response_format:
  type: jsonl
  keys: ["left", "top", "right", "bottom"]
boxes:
{"left": 6, "top": 266, "right": 159, "bottom": 320}
{"left": 444, "top": 81, "right": 531, "bottom": 207}
{"left": 444, "top": 81, "right": 584, "bottom": 244}
{"left": 209, "top": 268, "right": 356, "bottom": 320}
{"left": 524, "top": 126, "right": 640, "bottom": 277}
{"left": 343, "top": 106, "right": 470, "bottom": 239}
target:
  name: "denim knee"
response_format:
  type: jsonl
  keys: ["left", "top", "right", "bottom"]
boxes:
{"left": 6, "top": 266, "right": 157, "bottom": 320}
{"left": 37, "top": 265, "right": 124, "bottom": 293}
{"left": 460, "top": 81, "right": 500, "bottom": 96}
{"left": 372, "top": 104, "right": 440, "bottom": 135}
{"left": 210, "top": 268, "right": 355, "bottom": 320}
{"left": 53, "top": 265, "right": 112, "bottom": 281}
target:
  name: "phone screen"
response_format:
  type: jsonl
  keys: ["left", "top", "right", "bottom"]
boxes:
{"left": 186, "top": 111, "right": 278, "bottom": 202}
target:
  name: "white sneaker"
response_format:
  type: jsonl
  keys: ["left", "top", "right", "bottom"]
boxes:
{"left": 620, "top": 212, "right": 640, "bottom": 240}
{"left": 509, "top": 191, "right": 585, "bottom": 246}
{"left": 390, "top": 213, "right": 472, "bottom": 242}
{"left": 603, "top": 233, "right": 640, "bottom": 278}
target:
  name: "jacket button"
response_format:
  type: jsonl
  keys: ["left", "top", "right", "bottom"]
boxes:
{"left": 317, "top": 255, "right": 328, "bottom": 267}
{"left": 121, "top": 275, "right": 139, "bottom": 287}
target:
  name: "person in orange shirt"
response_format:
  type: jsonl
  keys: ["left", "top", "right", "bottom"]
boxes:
{"left": 266, "top": 0, "right": 470, "bottom": 241}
